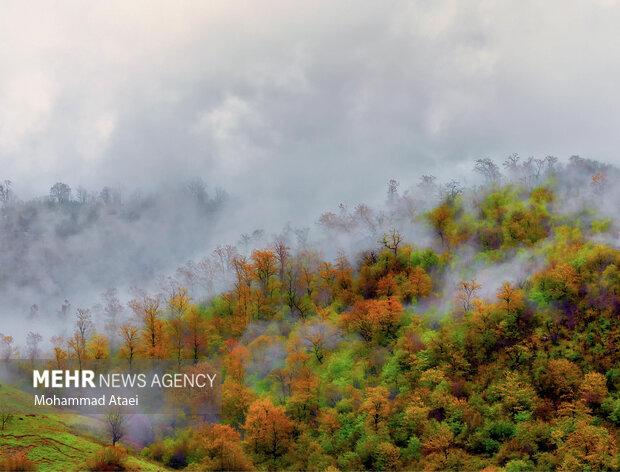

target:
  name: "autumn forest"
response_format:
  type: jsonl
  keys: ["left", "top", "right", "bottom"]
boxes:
{"left": 1, "top": 154, "right": 620, "bottom": 471}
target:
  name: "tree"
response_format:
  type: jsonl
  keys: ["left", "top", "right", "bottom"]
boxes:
{"left": 168, "top": 287, "right": 191, "bottom": 365}
{"left": 76, "top": 186, "right": 89, "bottom": 204}
{"left": 0, "top": 179, "right": 12, "bottom": 205}
{"left": 283, "top": 258, "right": 314, "bottom": 318}
{"left": 252, "top": 249, "right": 277, "bottom": 296}
{"left": 444, "top": 180, "right": 463, "bottom": 200}
{"left": 87, "top": 333, "right": 110, "bottom": 368}
{"left": 231, "top": 256, "right": 254, "bottom": 327}
{"left": 406, "top": 267, "right": 433, "bottom": 300}
{"left": 0, "top": 400, "right": 13, "bottom": 431}
{"left": 168, "top": 316, "right": 186, "bottom": 367}
{"left": 50, "top": 336, "right": 68, "bottom": 370}
{"left": 287, "top": 367, "right": 320, "bottom": 421}
{"left": 474, "top": 158, "right": 501, "bottom": 185}
{"left": 387, "top": 178, "right": 400, "bottom": 203}
{"left": 377, "top": 273, "right": 400, "bottom": 298}
{"left": 222, "top": 378, "right": 255, "bottom": 427}
{"left": 418, "top": 174, "right": 438, "bottom": 196}
{"left": 50, "top": 182, "right": 72, "bottom": 203}
{"left": 380, "top": 229, "right": 402, "bottom": 256}
{"left": 299, "top": 320, "right": 340, "bottom": 364}
{"left": 76, "top": 308, "right": 93, "bottom": 348}
{"left": 244, "top": 398, "right": 293, "bottom": 462}
{"left": 185, "top": 306, "right": 208, "bottom": 364}
{"left": 68, "top": 308, "right": 92, "bottom": 370}
{"left": 26, "top": 331, "right": 42, "bottom": 364}
{"left": 130, "top": 295, "right": 166, "bottom": 359}
{"left": 102, "top": 288, "right": 124, "bottom": 350}
{"left": 196, "top": 423, "right": 254, "bottom": 471}
{"left": 495, "top": 372, "right": 537, "bottom": 416}
{"left": 223, "top": 343, "right": 250, "bottom": 382}
{"left": 496, "top": 282, "right": 524, "bottom": 314}
{"left": 273, "top": 238, "right": 289, "bottom": 281}
{"left": 68, "top": 331, "right": 88, "bottom": 370}
{"left": 342, "top": 297, "right": 404, "bottom": 343}
{"left": 538, "top": 358, "right": 581, "bottom": 402}
{"left": 556, "top": 420, "right": 618, "bottom": 471}
{"left": 361, "top": 386, "right": 391, "bottom": 434}
{"left": 187, "top": 178, "right": 209, "bottom": 206}
{"left": 456, "top": 279, "right": 481, "bottom": 312}
{"left": 579, "top": 372, "right": 608, "bottom": 406}
{"left": 105, "top": 408, "right": 126, "bottom": 446}
{"left": 0, "top": 334, "right": 15, "bottom": 361}
{"left": 119, "top": 323, "right": 139, "bottom": 369}
{"left": 427, "top": 203, "right": 454, "bottom": 247}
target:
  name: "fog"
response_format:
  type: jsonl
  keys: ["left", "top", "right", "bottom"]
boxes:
{"left": 3, "top": 1, "right": 620, "bottom": 207}
{"left": 2, "top": 1, "right": 620, "bottom": 340}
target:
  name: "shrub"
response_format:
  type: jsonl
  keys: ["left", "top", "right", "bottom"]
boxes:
{"left": 166, "top": 441, "right": 189, "bottom": 469}
{"left": 0, "top": 452, "right": 38, "bottom": 471}
{"left": 86, "top": 445, "right": 129, "bottom": 471}
{"left": 505, "top": 458, "right": 535, "bottom": 472}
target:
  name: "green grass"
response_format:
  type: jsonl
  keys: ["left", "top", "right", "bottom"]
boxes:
{"left": 0, "top": 384, "right": 167, "bottom": 471}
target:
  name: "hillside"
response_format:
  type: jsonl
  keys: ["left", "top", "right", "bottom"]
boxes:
{"left": 0, "top": 385, "right": 166, "bottom": 471}
{"left": 1, "top": 156, "right": 620, "bottom": 471}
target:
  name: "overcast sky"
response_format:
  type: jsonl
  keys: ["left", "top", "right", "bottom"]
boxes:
{"left": 2, "top": 0, "right": 620, "bottom": 223}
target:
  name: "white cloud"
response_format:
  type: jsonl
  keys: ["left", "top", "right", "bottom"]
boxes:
{"left": 0, "top": 0, "right": 619, "bottom": 208}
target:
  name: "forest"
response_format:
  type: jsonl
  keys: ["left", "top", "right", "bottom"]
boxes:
{"left": 1, "top": 154, "right": 620, "bottom": 471}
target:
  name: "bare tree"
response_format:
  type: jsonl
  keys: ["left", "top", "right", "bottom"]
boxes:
{"left": 57, "top": 299, "right": 71, "bottom": 321}
{"left": 456, "top": 279, "right": 482, "bottom": 313}
{"left": 418, "top": 174, "right": 437, "bottom": 192}
{"left": 76, "top": 309, "right": 93, "bottom": 349}
{"left": 300, "top": 321, "right": 340, "bottom": 364}
{"left": 502, "top": 153, "right": 520, "bottom": 172}
{"left": 238, "top": 233, "right": 252, "bottom": 255}
{"left": 106, "top": 408, "right": 126, "bottom": 445}
{"left": 273, "top": 238, "right": 290, "bottom": 282}
{"left": 69, "top": 309, "right": 93, "bottom": 370}
{"left": 387, "top": 178, "right": 399, "bottom": 204}
{"left": 294, "top": 227, "right": 310, "bottom": 249}
{"left": 187, "top": 178, "right": 208, "bottom": 206}
{"left": 444, "top": 180, "right": 463, "bottom": 201}
{"left": 0, "top": 400, "right": 13, "bottom": 431}
{"left": 283, "top": 261, "right": 312, "bottom": 319}
{"left": 474, "top": 158, "right": 502, "bottom": 185}
{"left": 102, "top": 288, "right": 124, "bottom": 349}
{"left": 119, "top": 323, "right": 139, "bottom": 369}
{"left": 380, "top": 229, "right": 402, "bottom": 256}
{"left": 26, "top": 331, "right": 42, "bottom": 364}
{"left": 354, "top": 204, "right": 378, "bottom": 234}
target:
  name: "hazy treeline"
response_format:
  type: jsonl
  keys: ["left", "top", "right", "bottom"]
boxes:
{"left": 5, "top": 155, "right": 615, "bottom": 328}
{"left": 0, "top": 154, "right": 618, "bottom": 342}
{"left": 0, "top": 179, "right": 227, "bottom": 331}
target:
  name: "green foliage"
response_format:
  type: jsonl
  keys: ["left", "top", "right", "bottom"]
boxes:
{"left": 591, "top": 218, "right": 612, "bottom": 233}
{"left": 409, "top": 249, "right": 440, "bottom": 271}
{"left": 403, "top": 435, "right": 421, "bottom": 461}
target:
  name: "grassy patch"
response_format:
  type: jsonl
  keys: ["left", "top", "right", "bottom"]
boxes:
{"left": 0, "top": 384, "right": 167, "bottom": 471}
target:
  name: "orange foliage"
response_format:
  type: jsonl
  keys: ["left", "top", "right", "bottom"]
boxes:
{"left": 341, "top": 297, "right": 404, "bottom": 342}
{"left": 244, "top": 398, "right": 294, "bottom": 460}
